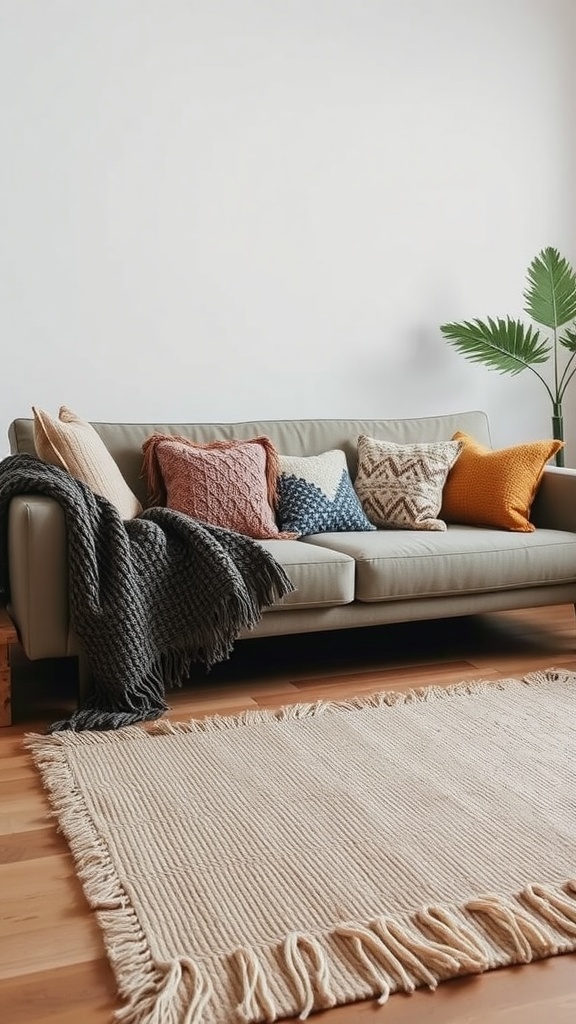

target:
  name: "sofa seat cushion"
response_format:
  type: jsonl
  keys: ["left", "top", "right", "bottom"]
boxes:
{"left": 256, "top": 540, "right": 355, "bottom": 610}
{"left": 301, "top": 526, "right": 576, "bottom": 602}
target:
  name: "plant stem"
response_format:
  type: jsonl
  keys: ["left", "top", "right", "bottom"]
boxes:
{"left": 552, "top": 402, "right": 565, "bottom": 467}
{"left": 553, "top": 325, "right": 559, "bottom": 399}
{"left": 558, "top": 350, "right": 576, "bottom": 402}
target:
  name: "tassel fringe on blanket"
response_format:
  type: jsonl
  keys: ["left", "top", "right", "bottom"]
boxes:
{"left": 0, "top": 453, "right": 294, "bottom": 732}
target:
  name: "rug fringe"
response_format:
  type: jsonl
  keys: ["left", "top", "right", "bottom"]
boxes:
{"left": 233, "top": 945, "right": 279, "bottom": 1023}
{"left": 282, "top": 933, "right": 336, "bottom": 1018}
{"left": 25, "top": 726, "right": 150, "bottom": 749}
{"left": 334, "top": 911, "right": 490, "bottom": 1002}
{"left": 114, "top": 957, "right": 213, "bottom": 1024}
{"left": 23, "top": 733, "right": 214, "bottom": 1024}
{"left": 25, "top": 670, "right": 574, "bottom": 745}
{"left": 149, "top": 667, "right": 575, "bottom": 737}
{"left": 465, "top": 895, "right": 555, "bottom": 962}
{"left": 230, "top": 884, "right": 576, "bottom": 1021}
{"left": 521, "top": 883, "right": 576, "bottom": 936}
{"left": 414, "top": 905, "right": 495, "bottom": 967}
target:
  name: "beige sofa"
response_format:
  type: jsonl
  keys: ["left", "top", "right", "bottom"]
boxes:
{"left": 6, "top": 410, "right": 576, "bottom": 681}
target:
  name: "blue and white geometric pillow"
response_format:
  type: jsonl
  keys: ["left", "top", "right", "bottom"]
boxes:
{"left": 276, "top": 450, "right": 376, "bottom": 536}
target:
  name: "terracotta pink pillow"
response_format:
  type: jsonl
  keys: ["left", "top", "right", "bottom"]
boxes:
{"left": 141, "top": 434, "right": 294, "bottom": 539}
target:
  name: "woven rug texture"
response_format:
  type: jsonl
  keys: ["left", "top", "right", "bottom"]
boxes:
{"left": 27, "top": 670, "right": 576, "bottom": 1023}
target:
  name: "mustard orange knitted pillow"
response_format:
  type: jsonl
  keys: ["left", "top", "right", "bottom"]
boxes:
{"left": 440, "top": 432, "right": 563, "bottom": 532}
{"left": 141, "top": 434, "right": 294, "bottom": 540}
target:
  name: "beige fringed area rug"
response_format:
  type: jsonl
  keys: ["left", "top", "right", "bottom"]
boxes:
{"left": 27, "top": 670, "right": 576, "bottom": 1024}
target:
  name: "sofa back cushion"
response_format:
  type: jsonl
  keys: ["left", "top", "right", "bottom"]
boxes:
{"left": 9, "top": 411, "right": 492, "bottom": 507}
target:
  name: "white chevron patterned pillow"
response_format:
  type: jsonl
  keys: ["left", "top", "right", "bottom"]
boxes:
{"left": 354, "top": 435, "right": 463, "bottom": 531}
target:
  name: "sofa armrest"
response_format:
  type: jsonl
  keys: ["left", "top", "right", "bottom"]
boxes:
{"left": 8, "top": 495, "right": 74, "bottom": 660}
{"left": 531, "top": 466, "right": 576, "bottom": 532}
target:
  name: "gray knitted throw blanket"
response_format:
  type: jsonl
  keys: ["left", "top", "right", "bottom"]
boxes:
{"left": 0, "top": 454, "right": 294, "bottom": 732}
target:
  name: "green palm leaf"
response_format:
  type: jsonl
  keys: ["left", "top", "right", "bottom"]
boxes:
{"left": 440, "top": 246, "right": 576, "bottom": 465}
{"left": 560, "top": 326, "right": 576, "bottom": 352}
{"left": 524, "top": 247, "right": 576, "bottom": 328}
{"left": 440, "top": 317, "right": 551, "bottom": 375}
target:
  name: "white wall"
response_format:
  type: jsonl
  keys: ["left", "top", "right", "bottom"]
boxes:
{"left": 1, "top": 0, "right": 575, "bottom": 459}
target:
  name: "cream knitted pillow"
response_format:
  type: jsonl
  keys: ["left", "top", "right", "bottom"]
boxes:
{"left": 33, "top": 406, "right": 142, "bottom": 520}
{"left": 354, "top": 434, "right": 463, "bottom": 531}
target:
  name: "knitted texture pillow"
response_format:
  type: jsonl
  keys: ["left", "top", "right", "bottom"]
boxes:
{"left": 33, "top": 405, "right": 142, "bottom": 520}
{"left": 440, "top": 431, "right": 564, "bottom": 531}
{"left": 276, "top": 450, "right": 376, "bottom": 537}
{"left": 141, "top": 434, "right": 294, "bottom": 539}
{"left": 354, "top": 435, "right": 463, "bottom": 531}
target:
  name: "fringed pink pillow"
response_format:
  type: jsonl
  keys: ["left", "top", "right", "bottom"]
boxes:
{"left": 141, "top": 434, "right": 294, "bottom": 540}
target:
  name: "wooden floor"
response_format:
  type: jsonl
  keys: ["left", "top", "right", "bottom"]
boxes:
{"left": 2, "top": 604, "right": 576, "bottom": 1024}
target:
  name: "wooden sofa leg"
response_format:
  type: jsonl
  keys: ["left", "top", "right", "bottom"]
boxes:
{"left": 0, "top": 607, "right": 18, "bottom": 728}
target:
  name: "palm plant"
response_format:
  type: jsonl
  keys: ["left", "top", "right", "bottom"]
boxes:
{"left": 440, "top": 247, "right": 576, "bottom": 467}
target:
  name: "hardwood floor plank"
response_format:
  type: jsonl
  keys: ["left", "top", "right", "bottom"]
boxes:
{"left": 469, "top": 653, "right": 576, "bottom": 673}
{"left": 0, "top": 754, "right": 37, "bottom": 780}
{"left": 3, "top": 958, "right": 116, "bottom": 1024}
{"left": 1, "top": 777, "right": 48, "bottom": 798}
{"left": 0, "top": 855, "right": 87, "bottom": 940}
{"left": 187, "top": 680, "right": 301, "bottom": 698}
{"left": 0, "top": 784, "right": 51, "bottom": 837}
{"left": 0, "top": 917, "right": 105, "bottom": 980}
{"left": 0, "top": 827, "right": 63, "bottom": 864}
{"left": 291, "top": 659, "right": 487, "bottom": 689}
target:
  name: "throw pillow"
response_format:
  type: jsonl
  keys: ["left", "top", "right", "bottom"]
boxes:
{"left": 440, "top": 431, "right": 564, "bottom": 531}
{"left": 354, "top": 435, "right": 463, "bottom": 531}
{"left": 141, "top": 434, "right": 294, "bottom": 539}
{"left": 276, "top": 450, "right": 376, "bottom": 536}
{"left": 33, "top": 406, "right": 142, "bottom": 520}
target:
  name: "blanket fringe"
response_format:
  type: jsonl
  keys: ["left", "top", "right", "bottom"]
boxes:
{"left": 150, "top": 668, "right": 574, "bottom": 736}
